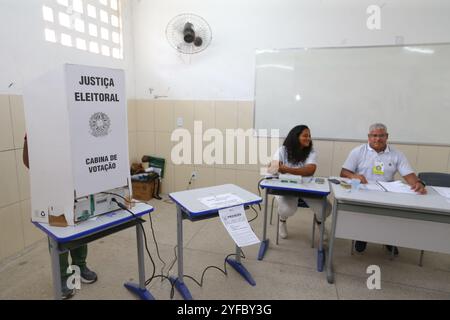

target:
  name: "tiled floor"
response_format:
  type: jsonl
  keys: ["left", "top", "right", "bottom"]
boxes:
{"left": 1, "top": 195, "right": 450, "bottom": 300}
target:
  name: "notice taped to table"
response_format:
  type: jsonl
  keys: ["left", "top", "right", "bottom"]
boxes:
{"left": 219, "top": 205, "right": 260, "bottom": 247}
{"left": 199, "top": 193, "right": 243, "bottom": 209}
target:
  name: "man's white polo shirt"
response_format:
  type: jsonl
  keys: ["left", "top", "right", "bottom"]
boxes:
{"left": 342, "top": 144, "right": 414, "bottom": 182}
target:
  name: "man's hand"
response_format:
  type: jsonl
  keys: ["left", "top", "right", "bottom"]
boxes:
{"left": 411, "top": 181, "right": 427, "bottom": 194}
{"left": 353, "top": 174, "right": 368, "bottom": 184}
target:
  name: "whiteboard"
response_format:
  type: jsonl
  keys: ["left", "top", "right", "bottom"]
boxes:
{"left": 254, "top": 44, "right": 450, "bottom": 145}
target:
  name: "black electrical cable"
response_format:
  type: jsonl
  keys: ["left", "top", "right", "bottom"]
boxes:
{"left": 248, "top": 205, "right": 259, "bottom": 223}
{"left": 104, "top": 192, "right": 168, "bottom": 283}
{"left": 110, "top": 198, "right": 178, "bottom": 299}
{"left": 106, "top": 192, "right": 249, "bottom": 299}
{"left": 110, "top": 198, "right": 158, "bottom": 283}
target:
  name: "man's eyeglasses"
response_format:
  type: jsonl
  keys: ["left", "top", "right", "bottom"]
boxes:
{"left": 368, "top": 134, "right": 387, "bottom": 138}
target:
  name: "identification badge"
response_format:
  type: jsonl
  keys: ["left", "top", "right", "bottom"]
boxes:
{"left": 372, "top": 161, "right": 385, "bottom": 175}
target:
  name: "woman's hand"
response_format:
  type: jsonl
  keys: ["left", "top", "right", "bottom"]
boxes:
{"left": 267, "top": 160, "right": 280, "bottom": 175}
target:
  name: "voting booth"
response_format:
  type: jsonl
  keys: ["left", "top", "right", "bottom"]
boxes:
{"left": 23, "top": 64, "right": 131, "bottom": 226}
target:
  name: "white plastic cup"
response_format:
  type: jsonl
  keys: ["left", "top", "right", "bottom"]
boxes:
{"left": 351, "top": 178, "right": 361, "bottom": 192}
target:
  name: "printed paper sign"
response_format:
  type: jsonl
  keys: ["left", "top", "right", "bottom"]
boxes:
{"left": 199, "top": 193, "right": 244, "bottom": 209}
{"left": 219, "top": 205, "right": 260, "bottom": 247}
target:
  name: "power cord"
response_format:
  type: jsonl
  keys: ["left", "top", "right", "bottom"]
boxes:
{"left": 186, "top": 172, "right": 196, "bottom": 190}
{"left": 110, "top": 198, "right": 160, "bottom": 284}
{"left": 107, "top": 191, "right": 249, "bottom": 300}
{"left": 257, "top": 176, "right": 277, "bottom": 211}
{"left": 106, "top": 193, "right": 170, "bottom": 287}
{"left": 248, "top": 205, "right": 259, "bottom": 223}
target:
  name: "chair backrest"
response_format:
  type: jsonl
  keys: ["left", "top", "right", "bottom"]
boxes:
{"left": 418, "top": 172, "right": 450, "bottom": 187}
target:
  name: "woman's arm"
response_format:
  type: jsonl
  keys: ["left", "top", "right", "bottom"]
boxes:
{"left": 279, "top": 163, "right": 316, "bottom": 176}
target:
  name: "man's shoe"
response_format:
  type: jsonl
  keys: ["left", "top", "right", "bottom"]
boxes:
{"left": 354, "top": 241, "right": 367, "bottom": 253}
{"left": 80, "top": 266, "right": 98, "bottom": 284}
{"left": 279, "top": 220, "right": 288, "bottom": 239}
{"left": 61, "top": 279, "right": 75, "bottom": 300}
{"left": 385, "top": 245, "right": 399, "bottom": 256}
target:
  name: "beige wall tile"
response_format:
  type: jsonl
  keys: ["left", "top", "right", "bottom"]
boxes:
{"left": 193, "top": 166, "right": 215, "bottom": 189}
{"left": 20, "top": 200, "right": 45, "bottom": 248}
{"left": 174, "top": 165, "right": 195, "bottom": 192}
{"left": 172, "top": 132, "right": 194, "bottom": 166}
{"left": 215, "top": 101, "right": 238, "bottom": 133}
{"left": 136, "top": 99, "right": 155, "bottom": 132}
{"left": 154, "top": 100, "right": 174, "bottom": 132}
{"left": 313, "top": 140, "right": 334, "bottom": 178}
{"left": 215, "top": 168, "right": 237, "bottom": 185}
{"left": 0, "top": 95, "right": 14, "bottom": 151}
{"left": 154, "top": 132, "right": 174, "bottom": 165}
{"left": 14, "top": 149, "right": 30, "bottom": 201}
{"left": 235, "top": 170, "right": 261, "bottom": 195}
{"left": 235, "top": 131, "right": 260, "bottom": 172}
{"left": 0, "top": 150, "right": 20, "bottom": 207}
{"left": 237, "top": 101, "right": 254, "bottom": 130}
{"left": 128, "top": 132, "right": 138, "bottom": 164}
{"left": 136, "top": 132, "right": 155, "bottom": 160}
{"left": 195, "top": 132, "right": 231, "bottom": 168}
{"left": 391, "top": 144, "right": 419, "bottom": 169}
{"left": 416, "top": 146, "right": 450, "bottom": 173}
{"left": 10, "top": 95, "right": 26, "bottom": 149}
{"left": 215, "top": 133, "right": 238, "bottom": 170}
{"left": 127, "top": 99, "right": 137, "bottom": 132}
{"left": 160, "top": 164, "right": 174, "bottom": 194}
{"left": 0, "top": 203, "right": 24, "bottom": 261}
{"left": 331, "top": 141, "right": 362, "bottom": 176}
{"left": 391, "top": 144, "right": 419, "bottom": 180}
{"left": 194, "top": 100, "right": 215, "bottom": 130}
{"left": 173, "top": 100, "right": 195, "bottom": 133}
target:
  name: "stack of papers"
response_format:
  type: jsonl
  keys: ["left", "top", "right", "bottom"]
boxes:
{"left": 432, "top": 186, "right": 450, "bottom": 199}
{"left": 377, "top": 181, "right": 417, "bottom": 194}
{"left": 360, "top": 183, "right": 385, "bottom": 191}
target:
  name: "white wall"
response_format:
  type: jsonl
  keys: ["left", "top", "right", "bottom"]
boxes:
{"left": 131, "top": 0, "right": 450, "bottom": 101}
{"left": 0, "top": 0, "right": 136, "bottom": 97}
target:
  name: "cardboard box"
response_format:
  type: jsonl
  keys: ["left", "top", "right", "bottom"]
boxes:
{"left": 23, "top": 64, "right": 131, "bottom": 226}
{"left": 132, "top": 180, "right": 156, "bottom": 201}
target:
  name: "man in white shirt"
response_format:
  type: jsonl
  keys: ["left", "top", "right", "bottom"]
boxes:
{"left": 340, "top": 123, "right": 426, "bottom": 255}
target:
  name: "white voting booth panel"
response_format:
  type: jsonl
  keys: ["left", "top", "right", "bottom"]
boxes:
{"left": 24, "top": 64, "right": 130, "bottom": 226}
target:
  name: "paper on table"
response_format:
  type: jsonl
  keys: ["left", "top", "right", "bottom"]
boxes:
{"left": 199, "top": 193, "right": 244, "bottom": 209}
{"left": 432, "top": 186, "right": 450, "bottom": 198}
{"left": 360, "top": 183, "right": 385, "bottom": 191}
{"left": 377, "top": 181, "right": 417, "bottom": 194}
{"left": 219, "top": 205, "right": 260, "bottom": 247}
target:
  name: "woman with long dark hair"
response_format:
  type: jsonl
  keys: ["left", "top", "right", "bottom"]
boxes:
{"left": 269, "top": 125, "right": 331, "bottom": 239}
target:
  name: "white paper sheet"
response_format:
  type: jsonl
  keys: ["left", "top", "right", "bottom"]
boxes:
{"left": 199, "top": 193, "right": 244, "bottom": 209}
{"left": 377, "top": 181, "right": 417, "bottom": 194}
{"left": 360, "top": 183, "right": 385, "bottom": 191}
{"left": 218, "top": 205, "right": 260, "bottom": 247}
{"left": 433, "top": 186, "right": 450, "bottom": 199}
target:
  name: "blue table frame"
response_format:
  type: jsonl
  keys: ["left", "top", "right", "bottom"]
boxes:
{"left": 169, "top": 184, "right": 262, "bottom": 300}
{"left": 258, "top": 178, "right": 330, "bottom": 272}
{"left": 34, "top": 203, "right": 154, "bottom": 300}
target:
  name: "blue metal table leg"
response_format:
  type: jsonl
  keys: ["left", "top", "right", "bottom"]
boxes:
{"left": 317, "top": 249, "right": 325, "bottom": 272}
{"left": 258, "top": 239, "right": 269, "bottom": 260}
{"left": 169, "top": 276, "right": 193, "bottom": 300}
{"left": 124, "top": 282, "right": 155, "bottom": 300}
{"left": 226, "top": 258, "right": 256, "bottom": 286}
